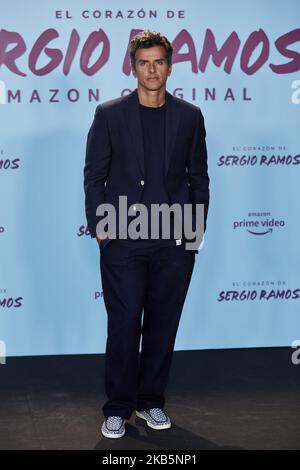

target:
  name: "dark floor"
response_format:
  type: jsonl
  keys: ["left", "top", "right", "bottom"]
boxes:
{"left": 0, "top": 348, "right": 299, "bottom": 450}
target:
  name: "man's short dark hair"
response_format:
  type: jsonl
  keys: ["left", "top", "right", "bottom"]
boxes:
{"left": 129, "top": 30, "right": 173, "bottom": 70}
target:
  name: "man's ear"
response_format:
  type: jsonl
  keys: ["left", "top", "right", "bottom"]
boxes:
{"left": 168, "top": 65, "right": 172, "bottom": 76}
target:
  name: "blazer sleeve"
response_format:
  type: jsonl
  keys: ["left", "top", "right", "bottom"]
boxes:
{"left": 186, "top": 107, "right": 210, "bottom": 233}
{"left": 83, "top": 105, "right": 112, "bottom": 238}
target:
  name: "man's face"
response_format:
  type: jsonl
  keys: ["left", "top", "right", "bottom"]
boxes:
{"left": 132, "top": 45, "right": 172, "bottom": 92}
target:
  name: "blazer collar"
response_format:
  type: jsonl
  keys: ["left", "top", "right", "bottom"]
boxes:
{"left": 122, "top": 87, "right": 180, "bottom": 177}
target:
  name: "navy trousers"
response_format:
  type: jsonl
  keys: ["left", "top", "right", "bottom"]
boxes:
{"left": 99, "top": 239, "right": 196, "bottom": 419}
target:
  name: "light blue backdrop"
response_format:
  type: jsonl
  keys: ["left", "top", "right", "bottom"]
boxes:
{"left": 0, "top": 0, "right": 299, "bottom": 356}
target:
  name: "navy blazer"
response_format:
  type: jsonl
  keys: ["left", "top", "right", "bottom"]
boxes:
{"left": 84, "top": 88, "right": 209, "bottom": 247}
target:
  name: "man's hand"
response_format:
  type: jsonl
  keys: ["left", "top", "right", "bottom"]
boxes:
{"left": 96, "top": 233, "right": 103, "bottom": 245}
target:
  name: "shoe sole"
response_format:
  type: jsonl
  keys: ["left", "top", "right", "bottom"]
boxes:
{"left": 136, "top": 411, "right": 171, "bottom": 430}
{"left": 101, "top": 422, "right": 126, "bottom": 439}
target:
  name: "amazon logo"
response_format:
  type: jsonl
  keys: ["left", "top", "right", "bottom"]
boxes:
{"left": 234, "top": 214, "right": 285, "bottom": 235}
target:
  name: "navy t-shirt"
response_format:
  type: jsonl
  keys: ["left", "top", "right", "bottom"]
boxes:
{"left": 119, "top": 102, "right": 177, "bottom": 246}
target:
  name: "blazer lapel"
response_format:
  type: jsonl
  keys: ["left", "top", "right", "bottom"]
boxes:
{"left": 122, "top": 88, "right": 180, "bottom": 177}
{"left": 165, "top": 90, "right": 180, "bottom": 176}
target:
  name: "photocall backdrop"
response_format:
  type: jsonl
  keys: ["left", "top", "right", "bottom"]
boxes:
{"left": 0, "top": 0, "right": 299, "bottom": 357}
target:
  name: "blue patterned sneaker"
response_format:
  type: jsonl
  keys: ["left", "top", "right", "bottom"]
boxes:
{"left": 136, "top": 408, "right": 171, "bottom": 430}
{"left": 101, "top": 416, "right": 126, "bottom": 438}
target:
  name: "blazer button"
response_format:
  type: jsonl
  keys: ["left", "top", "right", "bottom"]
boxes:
{"left": 140, "top": 180, "right": 145, "bottom": 186}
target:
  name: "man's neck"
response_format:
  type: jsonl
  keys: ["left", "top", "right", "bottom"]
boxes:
{"left": 137, "top": 87, "right": 166, "bottom": 108}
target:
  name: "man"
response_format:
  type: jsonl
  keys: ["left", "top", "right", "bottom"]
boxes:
{"left": 84, "top": 30, "right": 209, "bottom": 439}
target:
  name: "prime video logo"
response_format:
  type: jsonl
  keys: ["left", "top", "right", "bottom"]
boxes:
{"left": 233, "top": 212, "right": 285, "bottom": 236}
